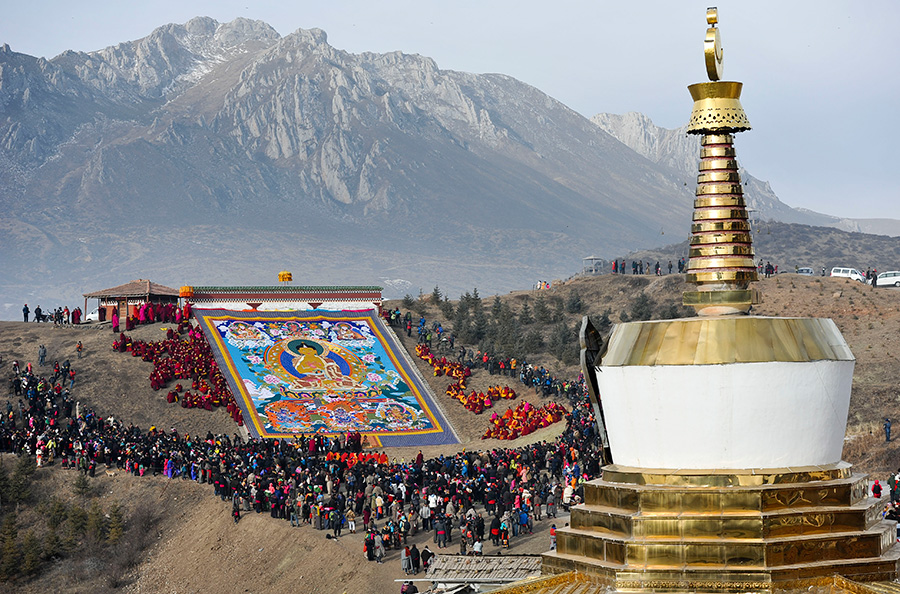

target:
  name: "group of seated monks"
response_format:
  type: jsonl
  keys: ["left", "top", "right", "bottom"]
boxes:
{"left": 324, "top": 449, "right": 390, "bottom": 469}
{"left": 415, "top": 345, "right": 470, "bottom": 380}
{"left": 481, "top": 401, "right": 567, "bottom": 441}
{"left": 446, "top": 383, "right": 517, "bottom": 414}
{"left": 112, "top": 323, "right": 244, "bottom": 426}
{"left": 416, "top": 345, "right": 551, "bottom": 429}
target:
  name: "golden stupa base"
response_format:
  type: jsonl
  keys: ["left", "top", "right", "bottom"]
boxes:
{"left": 542, "top": 464, "right": 900, "bottom": 592}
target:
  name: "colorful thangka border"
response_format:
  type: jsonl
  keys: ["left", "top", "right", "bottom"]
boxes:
{"left": 194, "top": 309, "right": 458, "bottom": 446}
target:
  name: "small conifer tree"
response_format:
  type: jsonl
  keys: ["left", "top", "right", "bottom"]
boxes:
{"left": 630, "top": 293, "right": 655, "bottom": 321}
{"left": 73, "top": 473, "right": 92, "bottom": 505}
{"left": 0, "top": 513, "right": 19, "bottom": 581}
{"left": 533, "top": 295, "right": 552, "bottom": 324}
{"left": 20, "top": 530, "right": 41, "bottom": 576}
{"left": 107, "top": 503, "right": 125, "bottom": 544}
{"left": 518, "top": 300, "right": 534, "bottom": 325}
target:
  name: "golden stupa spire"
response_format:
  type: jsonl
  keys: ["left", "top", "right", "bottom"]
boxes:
{"left": 682, "top": 7, "right": 759, "bottom": 316}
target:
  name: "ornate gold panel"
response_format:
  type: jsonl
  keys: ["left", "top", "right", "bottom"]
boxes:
{"left": 693, "top": 195, "right": 747, "bottom": 209}
{"left": 583, "top": 483, "right": 600, "bottom": 505}
{"left": 640, "top": 518, "right": 683, "bottom": 540}
{"left": 692, "top": 208, "right": 750, "bottom": 221}
{"left": 685, "top": 543, "right": 725, "bottom": 566}
{"left": 690, "top": 232, "right": 753, "bottom": 245}
{"left": 722, "top": 517, "right": 764, "bottom": 539}
{"left": 724, "top": 544, "right": 765, "bottom": 567}
{"left": 692, "top": 220, "right": 752, "bottom": 233}
{"left": 721, "top": 490, "right": 761, "bottom": 513}
{"left": 851, "top": 480, "right": 869, "bottom": 504}
{"left": 606, "top": 540, "right": 627, "bottom": 565}
{"left": 690, "top": 244, "right": 754, "bottom": 257}
{"left": 626, "top": 542, "right": 647, "bottom": 568}
{"left": 700, "top": 145, "right": 736, "bottom": 159}
{"left": 697, "top": 170, "right": 741, "bottom": 184}
{"left": 687, "top": 256, "right": 757, "bottom": 269}
{"left": 698, "top": 157, "right": 739, "bottom": 171}
{"left": 696, "top": 183, "right": 745, "bottom": 196}
{"left": 587, "top": 536, "right": 605, "bottom": 564}
{"left": 618, "top": 487, "right": 641, "bottom": 511}
{"left": 643, "top": 543, "right": 683, "bottom": 568}
{"left": 641, "top": 490, "right": 684, "bottom": 515}
{"left": 682, "top": 491, "right": 723, "bottom": 513}
{"left": 589, "top": 484, "right": 616, "bottom": 507}
{"left": 683, "top": 518, "right": 727, "bottom": 539}
{"left": 557, "top": 532, "right": 582, "bottom": 557}
{"left": 703, "top": 134, "right": 735, "bottom": 144}
{"left": 575, "top": 508, "right": 633, "bottom": 537}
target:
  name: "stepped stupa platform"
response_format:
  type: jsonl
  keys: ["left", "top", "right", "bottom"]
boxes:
{"left": 543, "top": 465, "right": 900, "bottom": 592}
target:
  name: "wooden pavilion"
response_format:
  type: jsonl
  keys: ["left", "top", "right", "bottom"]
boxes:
{"left": 83, "top": 279, "right": 180, "bottom": 322}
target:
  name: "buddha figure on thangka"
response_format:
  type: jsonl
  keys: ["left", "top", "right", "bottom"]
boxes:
{"left": 209, "top": 315, "right": 444, "bottom": 438}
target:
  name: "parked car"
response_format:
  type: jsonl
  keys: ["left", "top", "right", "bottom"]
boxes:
{"left": 797, "top": 267, "right": 815, "bottom": 276}
{"left": 84, "top": 308, "right": 101, "bottom": 323}
{"left": 830, "top": 267, "right": 866, "bottom": 283}
{"left": 876, "top": 271, "right": 900, "bottom": 287}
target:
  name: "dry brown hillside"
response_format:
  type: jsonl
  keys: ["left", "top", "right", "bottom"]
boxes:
{"left": 0, "top": 321, "right": 560, "bottom": 594}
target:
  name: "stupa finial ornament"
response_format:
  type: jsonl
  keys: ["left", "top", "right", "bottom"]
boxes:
{"left": 683, "top": 7, "right": 758, "bottom": 315}
{"left": 704, "top": 7, "right": 724, "bottom": 80}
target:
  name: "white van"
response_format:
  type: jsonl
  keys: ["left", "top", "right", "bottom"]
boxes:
{"left": 830, "top": 267, "right": 866, "bottom": 283}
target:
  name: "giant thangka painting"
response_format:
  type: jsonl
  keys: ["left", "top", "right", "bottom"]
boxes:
{"left": 194, "top": 310, "right": 457, "bottom": 446}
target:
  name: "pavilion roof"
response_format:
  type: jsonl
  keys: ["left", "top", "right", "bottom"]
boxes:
{"left": 83, "top": 279, "right": 180, "bottom": 299}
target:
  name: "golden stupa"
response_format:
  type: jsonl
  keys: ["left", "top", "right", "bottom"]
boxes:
{"left": 530, "top": 8, "right": 900, "bottom": 594}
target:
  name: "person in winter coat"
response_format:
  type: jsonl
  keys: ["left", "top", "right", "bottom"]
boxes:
{"left": 373, "top": 533, "right": 386, "bottom": 563}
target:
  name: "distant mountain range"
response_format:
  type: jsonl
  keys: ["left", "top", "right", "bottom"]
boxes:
{"left": 0, "top": 17, "right": 895, "bottom": 318}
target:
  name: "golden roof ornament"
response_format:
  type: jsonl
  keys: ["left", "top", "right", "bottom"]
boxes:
{"left": 682, "top": 7, "right": 759, "bottom": 315}
{"left": 704, "top": 7, "right": 724, "bottom": 81}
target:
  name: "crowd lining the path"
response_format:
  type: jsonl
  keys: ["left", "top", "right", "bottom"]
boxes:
{"left": 3, "top": 308, "right": 604, "bottom": 583}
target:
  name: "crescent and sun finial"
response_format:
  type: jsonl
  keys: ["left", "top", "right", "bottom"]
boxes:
{"left": 704, "top": 7, "right": 724, "bottom": 81}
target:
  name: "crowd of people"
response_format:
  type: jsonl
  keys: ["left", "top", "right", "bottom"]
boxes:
{"left": 22, "top": 303, "right": 85, "bottom": 325}
{"left": 3, "top": 303, "right": 606, "bottom": 589}
{"left": 111, "top": 301, "right": 186, "bottom": 333}
{"left": 610, "top": 258, "right": 685, "bottom": 275}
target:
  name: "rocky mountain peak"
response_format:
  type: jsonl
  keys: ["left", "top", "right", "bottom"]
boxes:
{"left": 57, "top": 17, "right": 281, "bottom": 101}
{"left": 282, "top": 27, "right": 328, "bottom": 47}
{"left": 591, "top": 111, "right": 698, "bottom": 175}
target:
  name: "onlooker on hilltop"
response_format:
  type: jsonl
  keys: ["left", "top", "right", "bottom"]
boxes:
{"left": 23, "top": 304, "right": 29, "bottom": 322}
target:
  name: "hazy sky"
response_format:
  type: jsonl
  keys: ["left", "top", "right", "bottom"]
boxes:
{"left": 3, "top": 0, "right": 898, "bottom": 220}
